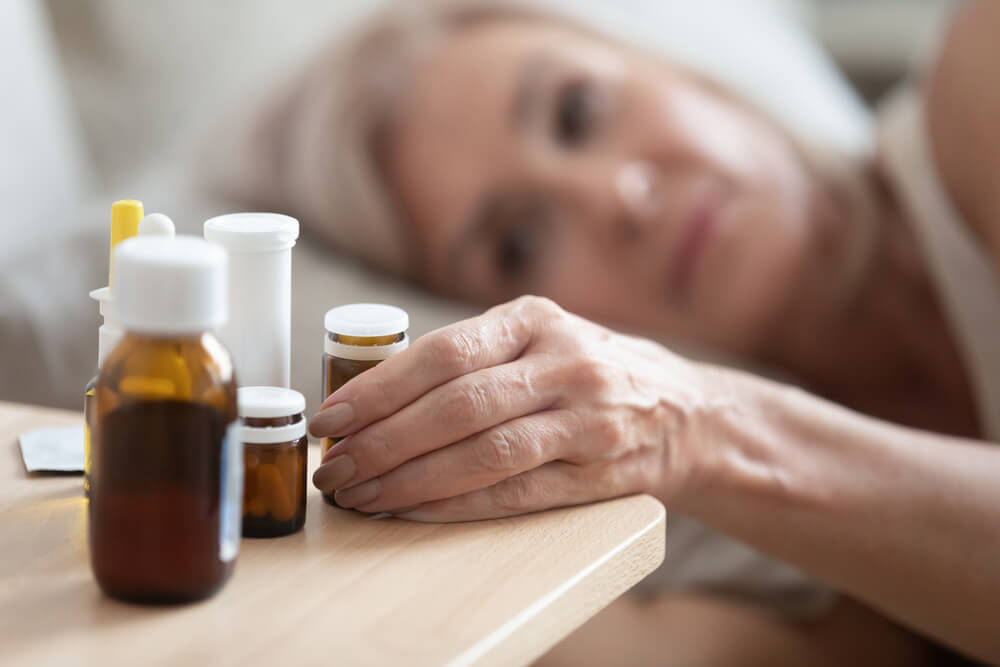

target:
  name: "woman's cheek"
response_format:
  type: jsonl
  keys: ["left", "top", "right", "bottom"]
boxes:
{"left": 695, "top": 196, "right": 810, "bottom": 348}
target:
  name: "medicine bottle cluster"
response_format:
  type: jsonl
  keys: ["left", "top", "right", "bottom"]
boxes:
{"left": 86, "top": 200, "right": 409, "bottom": 603}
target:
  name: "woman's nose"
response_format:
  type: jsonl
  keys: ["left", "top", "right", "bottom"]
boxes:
{"left": 613, "top": 161, "right": 665, "bottom": 241}
{"left": 616, "top": 161, "right": 665, "bottom": 221}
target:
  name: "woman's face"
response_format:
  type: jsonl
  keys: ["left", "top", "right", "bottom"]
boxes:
{"left": 381, "top": 18, "right": 836, "bottom": 353}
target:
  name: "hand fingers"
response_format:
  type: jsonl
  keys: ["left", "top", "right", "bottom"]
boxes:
{"left": 313, "top": 358, "right": 560, "bottom": 493}
{"left": 389, "top": 461, "right": 605, "bottom": 523}
{"left": 310, "top": 297, "right": 557, "bottom": 439}
{"left": 332, "top": 410, "right": 581, "bottom": 513}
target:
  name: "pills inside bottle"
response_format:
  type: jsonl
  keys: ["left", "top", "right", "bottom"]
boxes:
{"left": 239, "top": 386, "right": 308, "bottom": 537}
{"left": 322, "top": 304, "right": 409, "bottom": 507}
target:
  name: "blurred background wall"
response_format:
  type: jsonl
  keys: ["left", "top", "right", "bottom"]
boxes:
{"left": 792, "top": 0, "right": 957, "bottom": 99}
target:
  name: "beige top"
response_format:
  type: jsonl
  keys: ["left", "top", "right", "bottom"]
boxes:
{"left": 1, "top": 401, "right": 665, "bottom": 667}
{"left": 880, "top": 88, "right": 1000, "bottom": 441}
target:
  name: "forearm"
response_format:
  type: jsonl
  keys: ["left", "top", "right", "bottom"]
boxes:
{"left": 675, "top": 366, "right": 1000, "bottom": 663}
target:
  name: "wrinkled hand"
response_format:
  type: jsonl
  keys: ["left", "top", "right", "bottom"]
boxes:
{"left": 310, "top": 296, "right": 710, "bottom": 521}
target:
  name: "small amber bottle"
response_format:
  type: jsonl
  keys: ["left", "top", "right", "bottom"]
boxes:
{"left": 91, "top": 236, "right": 240, "bottom": 604}
{"left": 322, "top": 303, "right": 409, "bottom": 507}
{"left": 239, "top": 386, "right": 307, "bottom": 537}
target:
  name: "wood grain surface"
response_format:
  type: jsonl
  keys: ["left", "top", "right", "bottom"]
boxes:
{"left": 0, "top": 401, "right": 665, "bottom": 667}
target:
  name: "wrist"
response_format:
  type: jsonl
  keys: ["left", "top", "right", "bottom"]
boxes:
{"left": 653, "top": 360, "right": 736, "bottom": 510}
{"left": 667, "top": 363, "right": 796, "bottom": 514}
{"left": 679, "top": 362, "right": 858, "bottom": 526}
{"left": 659, "top": 361, "right": 714, "bottom": 510}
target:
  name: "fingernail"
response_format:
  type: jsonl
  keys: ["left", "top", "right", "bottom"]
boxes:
{"left": 309, "top": 403, "right": 355, "bottom": 438}
{"left": 312, "top": 455, "right": 357, "bottom": 492}
{"left": 335, "top": 479, "right": 381, "bottom": 508}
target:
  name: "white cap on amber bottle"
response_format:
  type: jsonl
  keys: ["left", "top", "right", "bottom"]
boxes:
{"left": 324, "top": 303, "right": 409, "bottom": 338}
{"left": 238, "top": 386, "right": 307, "bottom": 444}
{"left": 323, "top": 303, "right": 410, "bottom": 361}
{"left": 91, "top": 213, "right": 177, "bottom": 365}
{"left": 113, "top": 235, "right": 228, "bottom": 334}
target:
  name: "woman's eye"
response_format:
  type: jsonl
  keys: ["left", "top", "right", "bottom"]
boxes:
{"left": 553, "top": 80, "right": 597, "bottom": 148}
{"left": 496, "top": 215, "right": 548, "bottom": 280}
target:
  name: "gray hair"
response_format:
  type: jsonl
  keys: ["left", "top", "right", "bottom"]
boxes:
{"left": 210, "top": 0, "right": 571, "bottom": 275}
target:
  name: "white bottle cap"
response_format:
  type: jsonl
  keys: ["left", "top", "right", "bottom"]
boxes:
{"left": 138, "top": 212, "right": 176, "bottom": 237}
{"left": 91, "top": 213, "right": 177, "bottom": 367}
{"left": 238, "top": 386, "right": 306, "bottom": 418}
{"left": 203, "top": 213, "right": 299, "bottom": 252}
{"left": 238, "top": 386, "right": 307, "bottom": 444}
{"left": 324, "top": 303, "right": 409, "bottom": 337}
{"left": 113, "top": 236, "right": 228, "bottom": 334}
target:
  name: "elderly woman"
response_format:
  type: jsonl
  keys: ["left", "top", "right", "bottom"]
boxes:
{"left": 216, "top": 1, "right": 1000, "bottom": 664}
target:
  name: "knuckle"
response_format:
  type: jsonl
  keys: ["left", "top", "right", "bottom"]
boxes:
{"left": 374, "top": 470, "right": 412, "bottom": 509}
{"left": 431, "top": 327, "right": 483, "bottom": 375}
{"left": 493, "top": 473, "right": 535, "bottom": 511}
{"left": 472, "top": 428, "right": 520, "bottom": 474}
{"left": 516, "top": 420, "right": 548, "bottom": 462}
{"left": 427, "top": 333, "right": 461, "bottom": 366}
{"left": 511, "top": 295, "right": 564, "bottom": 325}
{"left": 526, "top": 295, "right": 562, "bottom": 316}
{"left": 494, "top": 315, "right": 522, "bottom": 354}
{"left": 519, "top": 370, "right": 541, "bottom": 405}
{"left": 357, "top": 371, "right": 391, "bottom": 417}
{"left": 441, "top": 380, "right": 492, "bottom": 427}
{"left": 355, "top": 426, "right": 395, "bottom": 473}
{"left": 555, "top": 330, "right": 588, "bottom": 356}
{"left": 595, "top": 414, "right": 628, "bottom": 448}
{"left": 574, "top": 359, "right": 616, "bottom": 395}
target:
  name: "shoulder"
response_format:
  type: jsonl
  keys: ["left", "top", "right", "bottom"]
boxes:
{"left": 925, "top": 1, "right": 1000, "bottom": 263}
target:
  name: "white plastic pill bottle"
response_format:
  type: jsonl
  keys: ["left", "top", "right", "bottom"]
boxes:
{"left": 204, "top": 213, "right": 299, "bottom": 388}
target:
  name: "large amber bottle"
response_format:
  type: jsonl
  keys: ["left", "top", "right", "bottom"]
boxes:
{"left": 91, "top": 236, "right": 241, "bottom": 603}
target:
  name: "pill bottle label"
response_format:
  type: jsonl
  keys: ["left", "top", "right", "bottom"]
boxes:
{"left": 219, "top": 421, "right": 243, "bottom": 562}
{"left": 84, "top": 385, "right": 95, "bottom": 495}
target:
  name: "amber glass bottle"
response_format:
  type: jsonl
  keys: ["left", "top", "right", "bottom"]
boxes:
{"left": 322, "top": 304, "right": 409, "bottom": 507}
{"left": 239, "top": 386, "right": 307, "bottom": 537}
{"left": 91, "top": 236, "right": 240, "bottom": 604}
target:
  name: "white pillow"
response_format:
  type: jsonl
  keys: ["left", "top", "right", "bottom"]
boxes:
{"left": 537, "top": 0, "right": 874, "bottom": 157}
{"left": 45, "top": 0, "right": 388, "bottom": 188}
{"left": 0, "top": 0, "right": 91, "bottom": 261}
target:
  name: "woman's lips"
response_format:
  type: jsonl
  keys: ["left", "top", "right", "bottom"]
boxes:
{"left": 668, "top": 186, "right": 723, "bottom": 303}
